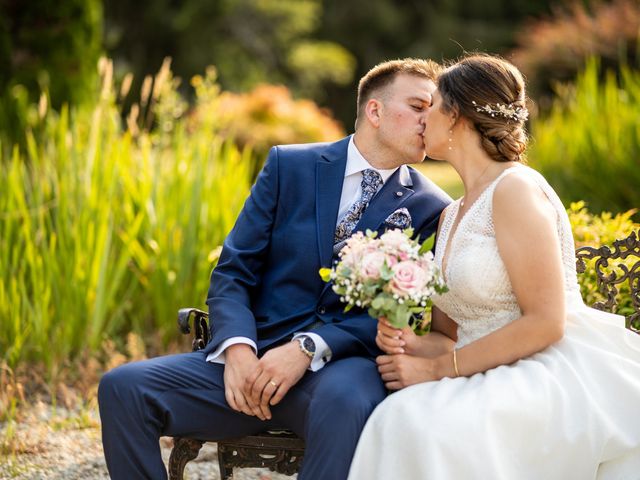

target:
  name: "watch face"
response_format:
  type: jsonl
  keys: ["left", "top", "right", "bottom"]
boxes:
{"left": 303, "top": 336, "right": 316, "bottom": 354}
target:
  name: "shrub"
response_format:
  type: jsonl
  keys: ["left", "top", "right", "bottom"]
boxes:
{"left": 511, "top": 0, "right": 640, "bottom": 100}
{"left": 121, "top": 62, "right": 344, "bottom": 180}
{"left": 529, "top": 59, "right": 640, "bottom": 213}
{"left": 188, "top": 69, "right": 345, "bottom": 179}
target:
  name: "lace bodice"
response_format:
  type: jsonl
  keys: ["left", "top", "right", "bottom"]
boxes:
{"left": 432, "top": 165, "right": 581, "bottom": 347}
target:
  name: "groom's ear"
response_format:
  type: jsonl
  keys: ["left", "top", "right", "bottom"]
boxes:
{"left": 365, "top": 98, "right": 383, "bottom": 128}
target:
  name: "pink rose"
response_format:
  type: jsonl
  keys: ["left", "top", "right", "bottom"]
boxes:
{"left": 389, "top": 261, "right": 428, "bottom": 297}
{"left": 361, "top": 251, "right": 394, "bottom": 280}
{"left": 379, "top": 229, "right": 408, "bottom": 250}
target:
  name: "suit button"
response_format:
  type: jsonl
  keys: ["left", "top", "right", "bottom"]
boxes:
{"left": 317, "top": 306, "right": 326, "bottom": 315}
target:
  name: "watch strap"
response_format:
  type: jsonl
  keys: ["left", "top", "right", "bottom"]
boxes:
{"left": 297, "top": 335, "right": 315, "bottom": 359}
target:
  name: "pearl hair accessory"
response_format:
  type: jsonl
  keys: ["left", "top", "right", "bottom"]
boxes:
{"left": 472, "top": 100, "right": 529, "bottom": 122}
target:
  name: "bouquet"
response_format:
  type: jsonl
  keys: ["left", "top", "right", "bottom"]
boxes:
{"left": 319, "top": 228, "right": 448, "bottom": 330}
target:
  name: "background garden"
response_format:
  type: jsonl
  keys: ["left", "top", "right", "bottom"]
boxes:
{"left": 1, "top": 0, "right": 639, "bottom": 469}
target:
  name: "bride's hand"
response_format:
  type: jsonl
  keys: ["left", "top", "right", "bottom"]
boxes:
{"left": 376, "top": 318, "right": 421, "bottom": 355}
{"left": 376, "top": 318, "right": 405, "bottom": 354}
{"left": 376, "top": 354, "right": 438, "bottom": 390}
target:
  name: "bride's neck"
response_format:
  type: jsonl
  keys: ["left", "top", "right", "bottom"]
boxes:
{"left": 448, "top": 147, "right": 510, "bottom": 200}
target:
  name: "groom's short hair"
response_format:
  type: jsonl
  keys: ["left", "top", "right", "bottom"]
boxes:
{"left": 355, "top": 58, "right": 441, "bottom": 129}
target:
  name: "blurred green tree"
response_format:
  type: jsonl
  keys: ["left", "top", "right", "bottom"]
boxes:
{"left": 316, "top": 0, "right": 553, "bottom": 127}
{"left": 0, "top": 0, "right": 102, "bottom": 148}
{"left": 104, "top": 0, "right": 355, "bottom": 105}
{"left": 105, "top": 0, "right": 554, "bottom": 128}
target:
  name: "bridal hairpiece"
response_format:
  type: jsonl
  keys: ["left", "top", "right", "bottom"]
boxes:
{"left": 471, "top": 100, "right": 529, "bottom": 122}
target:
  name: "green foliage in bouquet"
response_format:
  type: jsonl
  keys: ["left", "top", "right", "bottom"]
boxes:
{"left": 529, "top": 58, "right": 640, "bottom": 213}
{"left": 568, "top": 201, "right": 639, "bottom": 330}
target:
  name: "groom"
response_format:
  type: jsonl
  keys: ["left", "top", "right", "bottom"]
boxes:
{"left": 98, "top": 58, "right": 451, "bottom": 480}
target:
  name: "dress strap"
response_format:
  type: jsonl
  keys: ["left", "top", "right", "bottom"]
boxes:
{"left": 484, "top": 164, "right": 524, "bottom": 197}
{"left": 435, "top": 200, "right": 461, "bottom": 265}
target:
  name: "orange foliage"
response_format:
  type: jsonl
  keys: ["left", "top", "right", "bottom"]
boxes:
{"left": 217, "top": 84, "right": 344, "bottom": 155}
{"left": 511, "top": 0, "right": 640, "bottom": 95}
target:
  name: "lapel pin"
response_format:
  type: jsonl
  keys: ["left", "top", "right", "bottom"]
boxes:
{"left": 395, "top": 191, "right": 403, "bottom": 197}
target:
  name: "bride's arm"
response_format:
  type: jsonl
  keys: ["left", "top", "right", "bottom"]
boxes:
{"left": 378, "top": 173, "right": 566, "bottom": 389}
{"left": 446, "top": 173, "right": 565, "bottom": 376}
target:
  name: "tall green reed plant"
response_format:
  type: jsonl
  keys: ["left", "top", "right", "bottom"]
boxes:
{"left": 0, "top": 59, "right": 252, "bottom": 373}
{"left": 529, "top": 58, "right": 640, "bottom": 213}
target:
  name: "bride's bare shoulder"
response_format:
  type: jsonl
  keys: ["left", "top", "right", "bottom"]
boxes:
{"left": 492, "top": 168, "right": 555, "bottom": 222}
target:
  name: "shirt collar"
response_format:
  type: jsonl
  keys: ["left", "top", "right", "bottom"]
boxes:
{"left": 346, "top": 135, "right": 399, "bottom": 183}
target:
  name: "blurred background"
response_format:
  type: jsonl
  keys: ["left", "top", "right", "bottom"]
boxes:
{"left": 1, "top": 0, "right": 639, "bottom": 415}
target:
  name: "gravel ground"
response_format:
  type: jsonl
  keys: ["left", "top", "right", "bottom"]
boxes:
{"left": 0, "top": 403, "right": 295, "bottom": 480}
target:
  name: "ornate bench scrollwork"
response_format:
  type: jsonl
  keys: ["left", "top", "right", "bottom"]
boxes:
{"left": 217, "top": 430, "right": 305, "bottom": 480}
{"left": 169, "top": 230, "right": 640, "bottom": 479}
{"left": 575, "top": 230, "right": 640, "bottom": 333}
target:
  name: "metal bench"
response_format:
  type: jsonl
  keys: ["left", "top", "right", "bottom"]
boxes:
{"left": 168, "top": 229, "right": 640, "bottom": 479}
{"left": 167, "top": 307, "right": 305, "bottom": 480}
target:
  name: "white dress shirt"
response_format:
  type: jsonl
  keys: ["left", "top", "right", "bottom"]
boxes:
{"left": 206, "top": 135, "right": 402, "bottom": 371}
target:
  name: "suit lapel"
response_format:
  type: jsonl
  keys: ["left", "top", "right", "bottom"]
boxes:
{"left": 355, "top": 165, "right": 414, "bottom": 233}
{"left": 316, "top": 137, "right": 349, "bottom": 267}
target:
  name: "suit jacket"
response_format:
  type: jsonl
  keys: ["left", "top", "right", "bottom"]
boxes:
{"left": 204, "top": 136, "right": 452, "bottom": 359}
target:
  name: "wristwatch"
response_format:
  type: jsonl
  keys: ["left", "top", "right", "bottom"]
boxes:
{"left": 297, "top": 335, "right": 316, "bottom": 359}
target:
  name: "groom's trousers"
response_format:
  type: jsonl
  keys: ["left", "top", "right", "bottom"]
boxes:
{"left": 98, "top": 351, "right": 386, "bottom": 480}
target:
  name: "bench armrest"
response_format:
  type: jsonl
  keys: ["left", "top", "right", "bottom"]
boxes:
{"left": 575, "top": 229, "right": 640, "bottom": 333}
{"left": 177, "top": 308, "right": 210, "bottom": 352}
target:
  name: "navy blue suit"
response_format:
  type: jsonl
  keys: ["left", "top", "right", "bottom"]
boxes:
{"left": 98, "top": 136, "right": 451, "bottom": 479}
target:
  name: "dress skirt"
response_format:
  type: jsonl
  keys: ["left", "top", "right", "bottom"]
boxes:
{"left": 348, "top": 301, "right": 640, "bottom": 480}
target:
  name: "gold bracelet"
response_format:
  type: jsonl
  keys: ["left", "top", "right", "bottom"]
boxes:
{"left": 452, "top": 349, "right": 460, "bottom": 378}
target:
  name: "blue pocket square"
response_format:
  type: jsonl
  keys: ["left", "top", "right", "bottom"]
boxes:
{"left": 384, "top": 208, "right": 412, "bottom": 229}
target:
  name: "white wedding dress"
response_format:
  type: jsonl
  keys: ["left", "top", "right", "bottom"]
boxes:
{"left": 348, "top": 165, "right": 640, "bottom": 480}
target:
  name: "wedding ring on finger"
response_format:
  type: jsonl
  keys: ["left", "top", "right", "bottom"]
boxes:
{"left": 269, "top": 380, "right": 278, "bottom": 388}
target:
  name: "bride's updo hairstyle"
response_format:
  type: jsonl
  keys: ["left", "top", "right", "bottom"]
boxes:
{"left": 438, "top": 54, "right": 529, "bottom": 163}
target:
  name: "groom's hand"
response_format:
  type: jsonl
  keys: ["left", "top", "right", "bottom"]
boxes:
{"left": 245, "top": 341, "right": 311, "bottom": 420}
{"left": 224, "top": 344, "right": 262, "bottom": 418}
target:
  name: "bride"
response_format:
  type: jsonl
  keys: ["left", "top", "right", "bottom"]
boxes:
{"left": 347, "top": 54, "right": 640, "bottom": 479}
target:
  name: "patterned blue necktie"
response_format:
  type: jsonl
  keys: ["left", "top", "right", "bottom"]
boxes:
{"left": 334, "top": 169, "right": 383, "bottom": 246}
